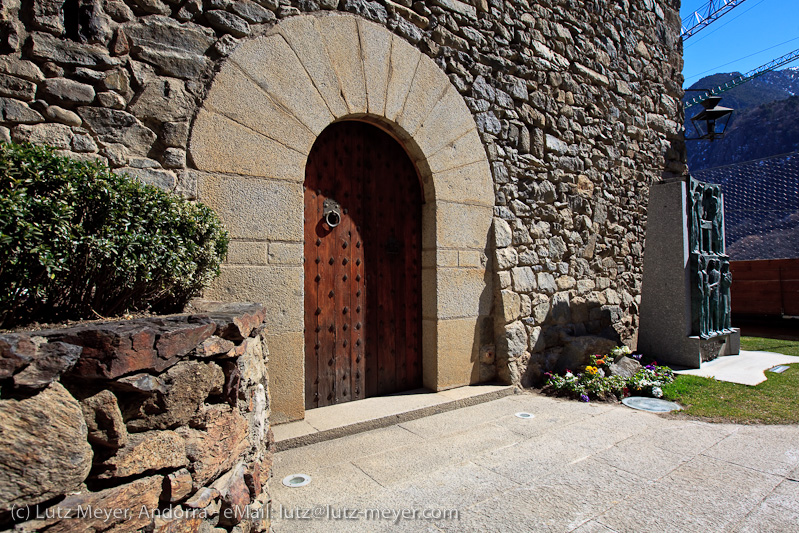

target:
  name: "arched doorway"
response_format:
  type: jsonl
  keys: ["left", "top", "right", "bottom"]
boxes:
{"left": 190, "top": 13, "right": 496, "bottom": 422}
{"left": 303, "top": 121, "right": 423, "bottom": 408}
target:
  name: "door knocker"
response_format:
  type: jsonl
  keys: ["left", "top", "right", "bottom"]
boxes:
{"left": 323, "top": 198, "right": 342, "bottom": 228}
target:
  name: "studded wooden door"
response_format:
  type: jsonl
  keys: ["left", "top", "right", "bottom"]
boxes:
{"left": 304, "top": 121, "right": 423, "bottom": 409}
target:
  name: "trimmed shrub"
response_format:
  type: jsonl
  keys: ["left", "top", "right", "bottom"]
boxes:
{"left": 0, "top": 142, "right": 229, "bottom": 328}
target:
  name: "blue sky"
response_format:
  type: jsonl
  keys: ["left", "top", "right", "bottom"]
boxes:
{"left": 681, "top": 0, "right": 799, "bottom": 87}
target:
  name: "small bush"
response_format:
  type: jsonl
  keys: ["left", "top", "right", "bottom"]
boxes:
{"left": 0, "top": 142, "right": 229, "bottom": 328}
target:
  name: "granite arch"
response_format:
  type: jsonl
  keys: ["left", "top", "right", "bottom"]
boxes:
{"left": 188, "top": 13, "right": 494, "bottom": 423}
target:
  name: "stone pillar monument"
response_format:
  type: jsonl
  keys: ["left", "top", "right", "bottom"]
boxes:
{"left": 638, "top": 178, "right": 740, "bottom": 368}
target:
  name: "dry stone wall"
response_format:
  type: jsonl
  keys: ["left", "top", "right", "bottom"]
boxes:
{"left": 0, "top": 302, "right": 273, "bottom": 533}
{"left": 0, "top": 0, "right": 685, "bottom": 386}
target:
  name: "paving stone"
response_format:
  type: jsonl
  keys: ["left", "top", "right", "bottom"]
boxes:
{"left": 569, "top": 521, "right": 619, "bottom": 533}
{"left": 701, "top": 425, "right": 799, "bottom": 477}
{"left": 472, "top": 435, "right": 594, "bottom": 486}
{"left": 734, "top": 499, "right": 799, "bottom": 533}
{"left": 276, "top": 425, "right": 423, "bottom": 473}
{"left": 762, "top": 479, "right": 799, "bottom": 514}
{"left": 597, "top": 455, "right": 783, "bottom": 533}
{"left": 390, "top": 460, "right": 522, "bottom": 511}
{"left": 398, "top": 398, "right": 524, "bottom": 440}
{"left": 352, "top": 423, "right": 521, "bottom": 487}
{"left": 592, "top": 433, "right": 689, "bottom": 482}
{"left": 268, "top": 391, "right": 799, "bottom": 533}
{"left": 648, "top": 421, "right": 738, "bottom": 458}
{"left": 271, "top": 461, "right": 383, "bottom": 511}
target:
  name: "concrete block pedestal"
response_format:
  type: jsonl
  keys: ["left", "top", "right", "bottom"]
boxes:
{"left": 638, "top": 180, "right": 740, "bottom": 368}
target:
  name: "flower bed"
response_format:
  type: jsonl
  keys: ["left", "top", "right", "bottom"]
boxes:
{"left": 543, "top": 346, "right": 675, "bottom": 403}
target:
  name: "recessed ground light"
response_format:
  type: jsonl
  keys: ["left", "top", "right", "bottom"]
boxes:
{"left": 622, "top": 397, "right": 682, "bottom": 413}
{"left": 768, "top": 365, "right": 790, "bottom": 374}
{"left": 515, "top": 412, "right": 535, "bottom": 419}
{"left": 282, "top": 474, "right": 311, "bottom": 488}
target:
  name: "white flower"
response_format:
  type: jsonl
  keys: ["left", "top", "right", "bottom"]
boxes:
{"left": 565, "top": 371, "right": 574, "bottom": 379}
{"left": 610, "top": 345, "right": 632, "bottom": 358}
{"left": 652, "top": 386, "right": 663, "bottom": 398}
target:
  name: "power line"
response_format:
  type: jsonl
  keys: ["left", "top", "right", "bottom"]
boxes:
{"left": 685, "top": 47, "right": 799, "bottom": 109}
{"left": 681, "top": 0, "right": 749, "bottom": 40}
{"left": 685, "top": 36, "right": 799, "bottom": 83}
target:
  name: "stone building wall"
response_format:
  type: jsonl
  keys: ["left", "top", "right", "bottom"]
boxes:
{"left": 0, "top": 0, "right": 685, "bottom": 390}
{"left": 0, "top": 302, "right": 273, "bottom": 532}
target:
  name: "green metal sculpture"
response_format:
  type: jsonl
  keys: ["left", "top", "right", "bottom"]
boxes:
{"left": 688, "top": 178, "right": 732, "bottom": 338}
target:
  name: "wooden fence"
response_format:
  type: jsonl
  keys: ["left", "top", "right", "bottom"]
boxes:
{"left": 731, "top": 259, "right": 799, "bottom": 317}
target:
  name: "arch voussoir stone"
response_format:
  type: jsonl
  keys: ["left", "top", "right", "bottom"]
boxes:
{"left": 204, "top": 61, "right": 316, "bottom": 155}
{"left": 358, "top": 18, "right": 392, "bottom": 116}
{"left": 231, "top": 35, "right": 333, "bottom": 135}
{"left": 433, "top": 159, "right": 495, "bottom": 207}
{"left": 414, "top": 85, "right": 477, "bottom": 161}
{"left": 425, "top": 128, "right": 487, "bottom": 174}
{"left": 275, "top": 16, "right": 349, "bottom": 118}
{"left": 315, "top": 15, "right": 368, "bottom": 115}
{"left": 190, "top": 109, "right": 306, "bottom": 181}
{"left": 384, "top": 35, "right": 421, "bottom": 124}
{"left": 396, "top": 55, "right": 451, "bottom": 138}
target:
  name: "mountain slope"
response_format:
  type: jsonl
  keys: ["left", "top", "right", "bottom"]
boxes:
{"left": 687, "top": 95, "right": 799, "bottom": 172}
{"left": 685, "top": 67, "right": 799, "bottom": 112}
{"left": 685, "top": 67, "right": 799, "bottom": 172}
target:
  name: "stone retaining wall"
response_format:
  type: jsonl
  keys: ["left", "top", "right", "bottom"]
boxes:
{"left": 0, "top": 302, "right": 272, "bottom": 533}
{"left": 0, "top": 0, "right": 686, "bottom": 390}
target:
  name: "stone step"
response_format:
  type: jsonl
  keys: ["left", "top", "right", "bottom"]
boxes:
{"left": 273, "top": 384, "right": 515, "bottom": 451}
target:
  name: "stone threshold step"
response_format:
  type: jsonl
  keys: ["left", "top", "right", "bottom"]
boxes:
{"left": 273, "top": 384, "right": 515, "bottom": 451}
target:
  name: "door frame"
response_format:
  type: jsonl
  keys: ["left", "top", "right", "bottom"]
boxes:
{"left": 189, "top": 13, "right": 495, "bottom": 423}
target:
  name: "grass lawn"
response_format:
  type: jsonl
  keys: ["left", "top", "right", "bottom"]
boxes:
{"left": 661, "top": 336, "right": 799, "bottom": 424}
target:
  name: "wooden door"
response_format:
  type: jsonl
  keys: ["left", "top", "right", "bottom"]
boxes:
{"left": 304, "top": 121, "right": 422, "bottom": 409}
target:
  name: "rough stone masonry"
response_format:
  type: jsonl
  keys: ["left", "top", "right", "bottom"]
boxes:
{"left": 0, "top": 0, "right": 686, "bottom": 389}
{"left": 0, "top": 302, "right": 273, "bottom": 532}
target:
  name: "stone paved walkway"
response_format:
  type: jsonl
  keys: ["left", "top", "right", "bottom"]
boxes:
{"left": 269, "top": 391, "right": 799, "bottom": 532}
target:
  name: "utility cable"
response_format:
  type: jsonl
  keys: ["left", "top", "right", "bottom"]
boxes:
{"left": 685, "top": 35, "right": 799, "bottom": 83}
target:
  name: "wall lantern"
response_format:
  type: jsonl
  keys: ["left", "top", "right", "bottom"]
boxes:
{"left": 687, "top": 96, "right": 733, "bottom": 142}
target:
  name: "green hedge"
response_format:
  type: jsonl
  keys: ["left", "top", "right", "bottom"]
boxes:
{"left": 0, "top": 142, "right": 229, "bottom": 328}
